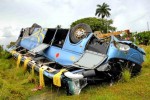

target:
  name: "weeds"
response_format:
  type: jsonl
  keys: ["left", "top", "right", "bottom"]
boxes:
{"left": 0, "top": 49, "right": 44, "bottom": 99}
{"left": 120, "top": 68, "right": 131, "bottom": 82}
{"left": 0, "top": 45, "right": 150, "bottom": 99}
{"left": 0, "top": 50, "right": 12, "bottom": 59}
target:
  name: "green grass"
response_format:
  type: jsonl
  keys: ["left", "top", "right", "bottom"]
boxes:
{"left": 0, "top": 54, "right": 49, "bottom": 100}
{"left": 120, "top": 68, "right": 131, "bottom": 82}
{"left": 0, "top": 46, "right": 150, "bottom": 100}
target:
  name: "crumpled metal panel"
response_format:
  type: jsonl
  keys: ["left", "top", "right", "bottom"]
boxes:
{"left": 74, "top": 50, "right": 107, "bottom": 69}
{"left": 29, "top": 43, "right": 49, "bottom": 55}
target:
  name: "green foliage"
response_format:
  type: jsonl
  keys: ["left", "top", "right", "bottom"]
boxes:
{"left": 0, "top": 45, "right": 12, "bottom": 59}
{"left": 0, "top": 78, "right": 3, "bottom": 89}
{"left": 0, "top": 59, "right": 44, "bottom": 99}
{"left": 71, "top": 17, "right": 116, "bottom": 33}
{"left": 0, "top": 45, "right": 3, "bottom": 51}
{"left": 121, "top": 68, "right": 131, "bottom": 82}
{"left": 140, "top": 45, "right": 150, "bottom": 69}
{"left": 7, "top": 42, "right": 16, "bottom": 48}
{"left": 95, "top": 2, "right": 111, "bottom": 19}
{"left": 0, "top": 59, "right": 12, "bottom": 70}
{"left": 135, "top": 31, "right": 150, "bottom": 45}
{"left": 0, "top": 51, "right": 12, "bottom": 59}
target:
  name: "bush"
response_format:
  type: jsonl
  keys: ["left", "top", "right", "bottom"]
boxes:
{"left": 0, "top": 45, "right": 12, "bottom": 59}
{"left": 135, "top": 31, "right": 150, "bottom": 45}
{"left": 71, "top": 17, "right": 116, "bottom": 33}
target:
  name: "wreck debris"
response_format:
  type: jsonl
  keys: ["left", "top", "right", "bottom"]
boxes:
{"left": 7, "top": 23, "right": 145, "bottom": 95}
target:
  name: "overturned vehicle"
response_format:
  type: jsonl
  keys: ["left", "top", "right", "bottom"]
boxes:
{"left": 7, "top": 23, "right": 145, "bottom": 95}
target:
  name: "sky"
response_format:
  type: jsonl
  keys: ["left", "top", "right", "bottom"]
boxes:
{"left": 0, "top": 0, "right": 150, "bottom": 46}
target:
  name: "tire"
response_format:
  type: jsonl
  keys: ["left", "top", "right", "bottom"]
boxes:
{"left": 130, "top": 63, "right": 142, "bottom": 76}
{"left": 109, "top": 59, "right": 142, "bottom": 81}
{"left": 70, "top": 23, "right": 92, "bottom": 43}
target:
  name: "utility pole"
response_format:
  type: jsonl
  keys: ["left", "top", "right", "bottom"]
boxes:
{"left": 147, "top": 22, "right": 149, "bottom": 31}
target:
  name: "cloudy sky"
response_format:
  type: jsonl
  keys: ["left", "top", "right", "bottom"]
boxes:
{"left": 0, "top": 0, "right": 150, "bottom": 46}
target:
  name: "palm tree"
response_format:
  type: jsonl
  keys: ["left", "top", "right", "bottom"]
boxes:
{"left": 95, "top": 3, "right": 111, "bottom": 19}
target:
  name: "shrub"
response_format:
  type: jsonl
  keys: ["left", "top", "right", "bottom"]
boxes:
{"left": 0, "top": 45, "right": 12, "bottom": 59}
{"left": 135, "top": 31, "right": 150, "bottom": 45}
{"left": 71, "top": 17, "right": 116, "bottom": 32}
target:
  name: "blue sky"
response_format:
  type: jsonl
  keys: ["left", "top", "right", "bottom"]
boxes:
{"left": 0, "top": 0, "right": 150, "bottom": 45}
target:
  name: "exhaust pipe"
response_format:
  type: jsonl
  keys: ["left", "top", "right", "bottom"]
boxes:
{"left": 64, "top": 70, "right": 96, "bottom": 79}
{"left": 64, "top": 72, "right": 84, "bottom": 79}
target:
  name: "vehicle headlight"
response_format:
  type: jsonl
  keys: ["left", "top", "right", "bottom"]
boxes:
{"left": 67, "top": 78, "right": 87, "bottom": 95}
{"left": 115, "top": 43, "right": 130, "bottom": 51}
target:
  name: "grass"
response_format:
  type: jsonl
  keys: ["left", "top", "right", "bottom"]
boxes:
{"left": 0, "top": 45, "right": 150, "bottom": 100}
{"left": 120, "top": 68, "right": 131, "bottom": 82}
{"left": 0, "top": 53, "right": 49, "bottom": 100}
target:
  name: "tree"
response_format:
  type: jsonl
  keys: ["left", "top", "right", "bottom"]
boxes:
{"left": 56, "top": 25, "right": 61, "bottom": 28}
{"left": 95, "top": 2, "right": 111, "bottom": 19}
{"left": 71, "top": 17, "right": 116, "bottom": 33}
{"left": 7, "top": 42, "right": 16, "bottom": 48}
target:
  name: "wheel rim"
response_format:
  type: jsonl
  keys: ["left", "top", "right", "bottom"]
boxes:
{"left": 74, "top": 28, "right": 86, "bottom": 40}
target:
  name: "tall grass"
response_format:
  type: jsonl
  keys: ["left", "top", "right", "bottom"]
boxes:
{"left": 0, "top": 48, "right": 47, "bottom": 99}
{"left": 0, "top": 45, "right": 150, "bottom": 99}
{"left": 120, "top": 68, "right": 131, "bottom": 82}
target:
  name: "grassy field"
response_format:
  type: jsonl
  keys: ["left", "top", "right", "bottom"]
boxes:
{"left": 0, "top": 46, "right": 150, "bottom": 100}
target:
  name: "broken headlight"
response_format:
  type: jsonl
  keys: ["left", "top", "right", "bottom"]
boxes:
{"left": 67, "top": 78, "right": 87, "bottom": 95}
{"left": 115, "top": 43, "right": 130, "bottom": 51}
